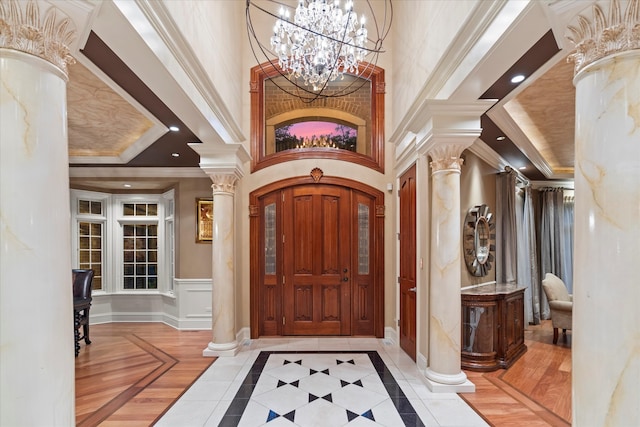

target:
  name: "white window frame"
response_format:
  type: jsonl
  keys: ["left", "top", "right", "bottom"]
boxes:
{"left": 70, "top": 190, "right": 110, "bottom": 295}
{"left": 70, "top": 189, "right": 175, "bottom": 295}
{"left": 162, "top": 189, "right": 176, "bottom": 294}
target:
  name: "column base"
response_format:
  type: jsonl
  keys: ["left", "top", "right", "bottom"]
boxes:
{"left": 424, "top": 368, "right": 475, "bottom": 393}
{"left": 202, "top": 340, "right": 240, "bottom": 357}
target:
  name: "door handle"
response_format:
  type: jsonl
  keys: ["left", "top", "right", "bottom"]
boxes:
{"left": 408, "top": 287, "right": 417, "bottom": 292}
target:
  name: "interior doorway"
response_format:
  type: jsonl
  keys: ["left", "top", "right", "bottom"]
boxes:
{"left": 399, "top": 165, "right": 417, "bottom": 360}
{"left": 250, "top": 176, "right": 385, "bottom": 338}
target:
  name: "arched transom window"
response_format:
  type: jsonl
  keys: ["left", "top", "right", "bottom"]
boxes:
{"left": 250, "top": 62, "right": 385, "bottom": 172}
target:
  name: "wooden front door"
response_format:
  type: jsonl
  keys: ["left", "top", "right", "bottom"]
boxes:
{"left": 250, "top": 177, "right": 384, "bottom": 339}
{"left": 283, "top": 185, "right": 352, "bottom": 335}
{"left": 399, "top": 165, "right": 417, "bottom": 360}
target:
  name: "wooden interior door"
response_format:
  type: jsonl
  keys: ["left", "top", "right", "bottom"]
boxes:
{"left": 399, "top": 165, "right": 417, "bottom": 360}
{"left": 282, "top": 185, "right": 352, "bottom": 335}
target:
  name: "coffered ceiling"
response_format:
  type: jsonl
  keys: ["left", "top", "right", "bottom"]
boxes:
{"left": 66, "top": 2, "right": 578, "bottom": 188}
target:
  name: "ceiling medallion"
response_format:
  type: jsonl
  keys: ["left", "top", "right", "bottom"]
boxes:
{"left": 310, "top": 167, "right": 324, "bottom": 182}
{"left": 463, "top": 204, "right": 496, "bottom": 277}
{"left": 246, "top": 0, "right": 392, "bottom": 102}
{"left": 0, "top": 0, "right": 76, "bottom": 76}
{"left": 567, "top": 0, "right": 640, "bottom": 75}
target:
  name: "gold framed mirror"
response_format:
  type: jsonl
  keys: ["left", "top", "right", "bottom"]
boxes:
{"left": 463, "top": 204, "right": 495, "bottom": 277}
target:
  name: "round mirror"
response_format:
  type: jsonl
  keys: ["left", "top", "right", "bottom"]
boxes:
{"left": 463, "top": 204, "right": 495, "bottom": 277}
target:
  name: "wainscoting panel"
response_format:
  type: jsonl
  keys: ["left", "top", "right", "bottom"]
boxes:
{"left": 87, "top": 279, "right": 212, "bottom": 330}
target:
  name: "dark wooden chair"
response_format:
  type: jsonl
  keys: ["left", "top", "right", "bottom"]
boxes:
{"left": 73, "top": 269, "right": 94, "bottom": 357}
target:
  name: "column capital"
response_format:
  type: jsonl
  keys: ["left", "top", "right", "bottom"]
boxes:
{"left": 208, "top": 173, "right": 239, "bottom": 195}
{"left": 427, "top": 143, "right": 468, "bottom": 173}
{"left": 567, "top": 0, "right": 640, "bottom": 76}
{"left": 0, "top": 0, "right": 80, "bottom": 77}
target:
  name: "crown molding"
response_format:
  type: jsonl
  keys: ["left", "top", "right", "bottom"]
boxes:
{"left": 69, "top": 167, "right": 207, "bottom": 179}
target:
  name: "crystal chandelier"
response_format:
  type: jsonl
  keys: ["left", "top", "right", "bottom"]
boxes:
{"left": 270, "top": 0, "right": 367, "bottom": 91}
{"left": 246, "top": 0, "right": 392, "bottom": 100}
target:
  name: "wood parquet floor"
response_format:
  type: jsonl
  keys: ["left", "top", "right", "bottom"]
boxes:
{"left": 75, "top": 321, "right": 571, "bottom": 426}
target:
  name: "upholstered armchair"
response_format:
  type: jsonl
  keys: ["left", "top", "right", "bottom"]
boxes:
{"left": 541, "top": 273, "right": 572, "bottom": 344}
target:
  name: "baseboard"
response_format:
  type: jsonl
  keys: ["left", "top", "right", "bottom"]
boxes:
{"left": 417, "top": 352, "right": 428, "bottom": 372}
{"left": 384, "top": 326, "right": 398, "bottom": 345}
{"left": 236, "top": 327, "right": 250, "bottom": 345}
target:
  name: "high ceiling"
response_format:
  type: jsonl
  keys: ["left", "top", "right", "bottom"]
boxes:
{"left": 67, "top": 2, "right": 578, "bottom": 188}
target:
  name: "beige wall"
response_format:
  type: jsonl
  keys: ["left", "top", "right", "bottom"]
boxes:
{"left": 460, "top": 149, "right": 497, "bottom": 287}
{"left": 175, "top": 178, "right": 214, "bottom": 279}
{"left": 390, "top": 1, "right": 477, "bottom": 131}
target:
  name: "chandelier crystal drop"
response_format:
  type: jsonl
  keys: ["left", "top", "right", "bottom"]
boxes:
{"left": 270, "top": 0, "right": 367, "bottom": 91}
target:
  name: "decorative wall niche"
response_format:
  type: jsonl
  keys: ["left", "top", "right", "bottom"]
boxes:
{"left": 250, "top": 61, "right": 385, "bottom": 173}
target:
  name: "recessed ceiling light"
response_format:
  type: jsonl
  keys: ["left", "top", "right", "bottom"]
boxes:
{"left": 496, "top": 136, "right": 506, "bottom": 141}
{"left": 171, "top": 152, "right": 180, "bottom": 157}
{"left": 519, "top": 166, "right": 527, "bottom": 170}
{"left": 123, "top": 184, "right": 132, "bottom": 188}
{"left": 510, "top": 74, "right": 525, "bottom": 84}
{"left": 169, "top": 125, "right": 180, "bottom": 132}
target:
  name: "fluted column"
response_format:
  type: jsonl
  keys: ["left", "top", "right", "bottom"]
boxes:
{"left": 0, "top": 1, "right": 77, "bottom": 425}
{"left": 424, "top": 143, "right": 474, "bottom": 392}
{"left": 203, "top": 173, "right": 241, "bottom": 357}
{"left": 567, "top": 1, "right": 640, "bottom": 424}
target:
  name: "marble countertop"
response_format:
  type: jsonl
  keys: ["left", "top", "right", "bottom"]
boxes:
{"left": 461, "top": 283, "right": 525, "bottom": 295}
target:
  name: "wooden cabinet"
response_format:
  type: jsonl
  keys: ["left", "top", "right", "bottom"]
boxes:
{"left": 461, "top": 284, "right": 527, "bottom": 371}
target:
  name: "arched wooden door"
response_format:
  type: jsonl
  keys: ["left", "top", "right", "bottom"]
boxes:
{"left": 250, "top": 176, "right": 384, "bottom": 338}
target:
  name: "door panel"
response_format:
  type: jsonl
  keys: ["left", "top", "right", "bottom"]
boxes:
{"left": 283, "top": 186, "right": 351, "bottom": 335}
{"left": 399, "top": 165, "right": 417, "bottom": 360}
{"left": 260, "top": 194, "right": 281, "bottom": 336}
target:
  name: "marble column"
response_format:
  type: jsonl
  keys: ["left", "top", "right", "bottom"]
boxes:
{"left": 0, "top": 1, "right": 77, "bottom": 425}
{"left": 568, "top": 1, "right": 640, "bottom": 424}
{"left": 424, "top": 143, "right": 474, "bottom": 393}
{"left": 203, "top": 172, "right": 241, "bottom": 357}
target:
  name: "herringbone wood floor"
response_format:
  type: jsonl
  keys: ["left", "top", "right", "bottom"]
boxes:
{"left": 75, "top": 321, "right": 571, "bottom": 426}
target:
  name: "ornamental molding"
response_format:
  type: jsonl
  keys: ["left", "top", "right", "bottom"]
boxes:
{"left": 427, "top": 143, "right": 468, "bottom": 173}
{"left": 209, "top": 173, "right": 238, "bottom": 195}
{"left": 0, "top": 0, "right": 76, "bottom": 76}
{"left": 567, "top": 0, "right": 640, "bottom": 75}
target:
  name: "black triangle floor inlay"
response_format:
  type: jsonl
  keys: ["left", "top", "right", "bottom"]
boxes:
{"left": 290, "top": 380, "right": 299, "bottom": 388}
{"left": 346, "top": 410, "right": 359, "bottom": 422}
{"left": 284, "top": 410, "right": 296, "bottom": 422}
{"left": 340, "top": 380, "right": 349, "bottom": 387}
{"left": 309, "top": 393, "right": 319, "bottom": 403}
{"left": 321, "top": 368, "right": 330, "bottom": 375}
{"left": 322, "top": 393, "right": 333, "bottom": 402}
{"left": 277, "top": 380, "right": 286, "bottom": 388}
{"left": 353, "top": 379, "right": 363, "bottom": 387}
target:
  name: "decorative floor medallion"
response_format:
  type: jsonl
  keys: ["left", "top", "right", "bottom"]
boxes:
{"left": 219, "top": 351, "right": 425, "bottom": 426}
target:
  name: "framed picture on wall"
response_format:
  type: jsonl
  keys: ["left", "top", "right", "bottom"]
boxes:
{"left": 196, "top": 198, "right": 213, "bottom": 243}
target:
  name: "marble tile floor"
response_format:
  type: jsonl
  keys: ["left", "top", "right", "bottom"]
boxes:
{"left": 156, "top": 338, "right": 488, "bottom": 427}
